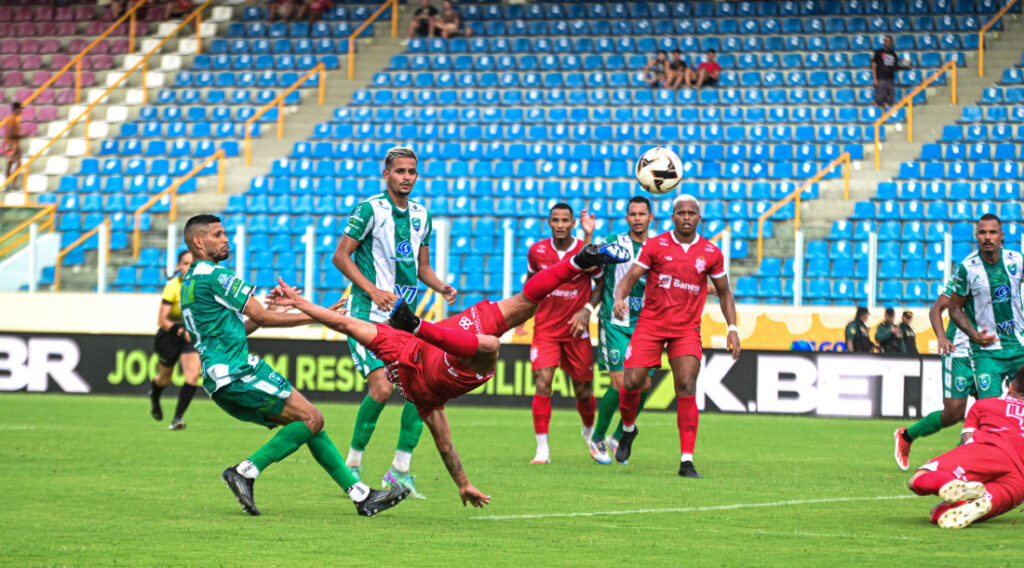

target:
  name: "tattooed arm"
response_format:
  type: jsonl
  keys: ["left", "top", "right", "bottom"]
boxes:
{"left": 948, "top": 292, "right": 996, "bottom": 347}
{"left": 422, "top": 407, "right": 491, "bottom": 507}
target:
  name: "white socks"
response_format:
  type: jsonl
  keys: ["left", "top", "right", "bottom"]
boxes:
{"left": 393, "top": 450, "right": 412, "bottom": 473}
{"left": 346, "top": 482, "right": 371, "bottom": 503}
{"left": 622, "top": 424, "right": 636, "bottom": 433}
{"left": 535, "top": 434, "right": 549, "bottom": 453}
{"left": 346, "top": 448, "right": 363, "bottom": 469}
{"left": 581, "top": 426, "right": 594, "bottom": 442}
{"left": 681, "top": 453, "right": 694, "bottom": 463}
{"left": 236, "top": 460, "right": 260, "bottom": 480}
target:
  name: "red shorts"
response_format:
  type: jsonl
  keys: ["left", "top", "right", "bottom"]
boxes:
{"left": 923, "top": 441, "right": 1024, "bottom": 485}
{"left": 530, "top": 335, "right": 594, "bottom": 383}
{"left": 624, "top": 324, "right": 702, "bottom": 369}
{"left": 437, "top": 299, "right": 510, "bottom": 338}
{"left": 366, "top": 324, "right": 491, "bottom": 419}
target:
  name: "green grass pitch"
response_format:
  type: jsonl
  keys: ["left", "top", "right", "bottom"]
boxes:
{"left": 2, "top": 394, "right": 1022, "bottom": 567}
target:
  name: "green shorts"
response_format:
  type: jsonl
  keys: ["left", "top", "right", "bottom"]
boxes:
{"left": 969, "top": 348, "right": 1024, "bottom": 399}
{"left": 348, "top": 336, "right": 383, "bottom": 378}
{"left": 942, "top": 354, "right": 977, "bottom": 399}
{"left": 599, "top": 322, "right": 632, "bottom": 372}
{"left": 211, "top": 360, "right": 293, "bottom": 428}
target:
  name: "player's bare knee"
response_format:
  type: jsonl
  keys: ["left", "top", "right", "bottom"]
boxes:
{"left": 367, "top": 371, "right": 392, "bottom": 403}
{"left": 306, "top": 408, "right": 325, "bottom": 434}
{"left": 477, "top": 335, "right": 500, "bottom": 355}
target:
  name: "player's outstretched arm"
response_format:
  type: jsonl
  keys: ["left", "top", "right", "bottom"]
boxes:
{"left": 242, "top": 292, "right": 315, "bottom": 331}
{"left": 416, "top": 245, "right": 458, "bottom": 305}
{"left": 948, "top": 292, "right": 995, "bottom": 346}
{"left": 269, "top": 278, "right": 379, "bottom": 346}
{"left": 929, "top": 294, "right": 955, "bottom": 355}
{"left": 612, "top": 263, "right": 646, "bottom": 320}
{"left": 711, "top": 274, "right": 741, "bottom": 360}
{"left": 421, "top": 408, "right": 490, "bottom": 508}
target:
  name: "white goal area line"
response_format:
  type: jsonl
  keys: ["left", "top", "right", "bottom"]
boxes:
{"left": 471, "top": 494, "right": 915, "bottom": 521}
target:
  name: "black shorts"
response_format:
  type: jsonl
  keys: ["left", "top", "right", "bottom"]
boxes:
{"left": 154, "top": 328, "right": 196, "bottom": 367}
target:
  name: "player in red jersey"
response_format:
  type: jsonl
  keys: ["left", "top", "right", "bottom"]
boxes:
{"left": 269, "top": 242, "right": 631, "bottom": 506}
{"left": 908, "top": 367, "right": 1024, "bottom": 529}
{"left": 526, "top": 203, "right": 603, "bottom": 465}
{"left": 612, "top": 195, "right": 741, "bottom": 478}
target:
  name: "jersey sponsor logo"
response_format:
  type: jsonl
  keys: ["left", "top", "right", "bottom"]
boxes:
{"left": 549, "top": 288, "right": 579, "bottom": 300}
{"left": 996, "top": 320, "right": 1015, "bottom": 335}
{"left": 658, "top": 274, "right": 672, "bottom": 288}
{"left": 458, "top": 316, "right": 474, "bottom": 331}
{"left": 628, "top": 297, "right": 644, "bottom": 311}
{"left": 394, "top": 285, "right": 419, "bottom": 304}
{"left": 695, "top": 256, "right": 707, "bottom": 274}
{"left": 994, "top": 284, "right": 1011, "bottom": 302}
{"left": 219, "top": 275, "right": 236, "bottom": 292}
{"left": 666, "top": 255, "right": 673, "bottom": 261}
{"left": 395, "top": 239, "right": 413, "bottom": 259}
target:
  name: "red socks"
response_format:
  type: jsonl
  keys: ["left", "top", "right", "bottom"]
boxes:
{"left": 532, "top": 395, "right": 551, "bottom": 435}
{"left": 910, "top": 470, "right": 957, "bottom": 496}
{"left": 677, "top": 396, "right": 699, "bottom": 454}
{"left": 523, "top": 257, "right": 581, "bottom": 303}
{"left": 415, "top": 320, "right": 479, "bottom": 359}
{"left": 619, "top": 389, "right": 642, "bottom": 428}
{"left": 576, "top": 397, "right": 595, "bottom": 428}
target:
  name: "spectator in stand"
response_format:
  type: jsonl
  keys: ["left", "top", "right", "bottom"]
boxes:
{"left": 268, "top": 0, "right": 306, "bottom": 23}
{"left": 307, "top": 0, "right": 331, "bottom": 25}
{"left": 694, "top": 49, "right": 721, "bottom": 88}
{"left": 875, "top": 307, "right": 903, "bottom": 354}
{"left": 4, "top": 103, "right": 23, "bottom": 184}
{"left": 900, "top": 311, "right": 919, "bottom": 355}
{"left": 401, "top": 0, "right": 439, "bottom": 46}
{"left": 665, "top": 49, "right": 694, "bottom": 89}
{"left": 108, "top": 0, "right": 126, "bottom": 20}
{"left": 431, "top": 0, "right": 466, "bottom": 39}
{"left": 164, "top": 0, "right": 195, "bottom": 20}
{"left": 845, "top": 306, "right": 875, "bottom": 353}
{"left": 643, "top": 50, "right": 669, "bottom": 88}
{"left": 872, "top": 35, "right": 909, "bottom": 107}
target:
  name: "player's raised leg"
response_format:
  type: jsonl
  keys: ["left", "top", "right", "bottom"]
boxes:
{"left": 388, "top": 297, "right": 501, "bottom": 375}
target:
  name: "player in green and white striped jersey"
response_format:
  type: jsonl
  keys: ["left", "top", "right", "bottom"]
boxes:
{"left": 894, "top": 279, "right": 980, "bottom": 471}
{"left": 582, "top": 196, "right": 654, "bottom": 465}
{"left": 947, "top": 215, "right": 1024, "bottom": 393}
{"left": 332, "top": 147, "right": 457, "bottom": 499}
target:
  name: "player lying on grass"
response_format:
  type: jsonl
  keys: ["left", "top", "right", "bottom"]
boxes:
{"left": 180, "top": 214, "right": 409, "bottom": 518}
{"left": 269, "top": 242, "right": 631, "bottom": 506}
{"left": 907, "top": 366, "right": 1024, "bottom": 529}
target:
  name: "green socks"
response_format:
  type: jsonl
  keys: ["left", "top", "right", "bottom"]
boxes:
{"left": 906, "top": 410, "right": 945, "bottom": 441}
{"left": 591, "top": 387, "right": 621, "bottom": 443}
{"left": 248, "top": 421, "right": 315, "bottom": 471}
{"left": 308, "top": 430, "right": 360, "bottom": 490}
{"left": 396, "top": 401, "right": 424, "bottom": 453}
{"left": 350, "top": 395, "right": 386, "bottom": 452}
{"left": 612, "top": 390, "right": 650, "bottom": 440}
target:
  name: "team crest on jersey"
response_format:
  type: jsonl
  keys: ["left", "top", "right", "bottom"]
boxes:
{"left": 978, "top": 375, "right": 992, "bottom": 391}
{"left": 412, "top": 217, "right": 421, "bottom": 231}
{"left": 1011, "top": 263, "right": 1019, "bottom": 276}
{"left": 658, "top": 274, "right": 672, "bottom": 288}
{"left": 609, "top": 349, "right": 620, "bottom": 364}
{"left": 396, "top": 239, "right": 413, "bottom": 258}
{"left": 695, "top": 256, "right": 707, "bottom": 274}
{"left": 954, "top": 376, "right": 967, "bottom": 392}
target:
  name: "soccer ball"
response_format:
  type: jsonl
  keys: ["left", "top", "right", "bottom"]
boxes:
{"left": 634, "top": 146, "right": 683, "bottom": 195}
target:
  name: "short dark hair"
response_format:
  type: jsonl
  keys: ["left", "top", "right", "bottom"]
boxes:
{"left": 177, "top": 249, "right": 191, "bottom": 263}
{"left": 885, "top": 307, "right": 895, "bottom": 317}
{"left": 706, "top": 48, "right": 716, "bottom": 54}
{"left": 978, "top": 213, "right": 1001, "bottom": 227}
{"left": 12, "top": 102, "right": 21, "bottom": 111}
{"left": 657, "top": 49, "right": 667, "bottom": 55}
{"left": 628, "top": 195, "right": 652, "bottom": 213}
{"left": 1012, "top": 366, "right": 1024, "bottom": 395}
{"left": 550, "top": 202, "right": 573, "bottom": 216}
{"left": 671, "top": 48, "right": 681, "bottom": 54}
{"left": 902, "top": 311, "right": 913, "bottom": 319}
{"left": 183, "top": 214, "right": 222, "bottom": 245}
{"left": 856, "top": 306, "right": 869, "bottom": 319}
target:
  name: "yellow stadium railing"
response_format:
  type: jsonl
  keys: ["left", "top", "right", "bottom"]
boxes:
{"left": 0, "top": 0, "right": 148, "bottom": 139}
{"left": 348, "top": 0, "right": 400, "bottom": 81}
{"left": 243, "top": 64, "right": 326, "bottom": 166}
{"left": 0, "top": 204, "right": 57, "bottom": 258}
{"left": 873, "top": 59, "right": 957, "bottom": 170}
{"left": 979, "top": 0, "right": 1021, "bottom": 77}
{"left": 132, "top": 150, "right": 226, "bottom": 259}
{"left": 53, "top": 217, "right": 109, "bottom": 292}
{"left": 756, "top": 153, "right": 851, "bottom": 265}
{"left": 0, "top": 0, "right": 215, "bottom": 202}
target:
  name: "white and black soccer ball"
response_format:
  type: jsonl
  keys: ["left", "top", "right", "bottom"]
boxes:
{"left": 634, "top": 146, "right": 683, "bottom": 195}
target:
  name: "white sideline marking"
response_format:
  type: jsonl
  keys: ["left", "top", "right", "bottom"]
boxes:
{"left": 593, "top": 525, "right": 924, "bottom": 542}
{"left": 471, "top": 494, "right": 915, "bottom": 521}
